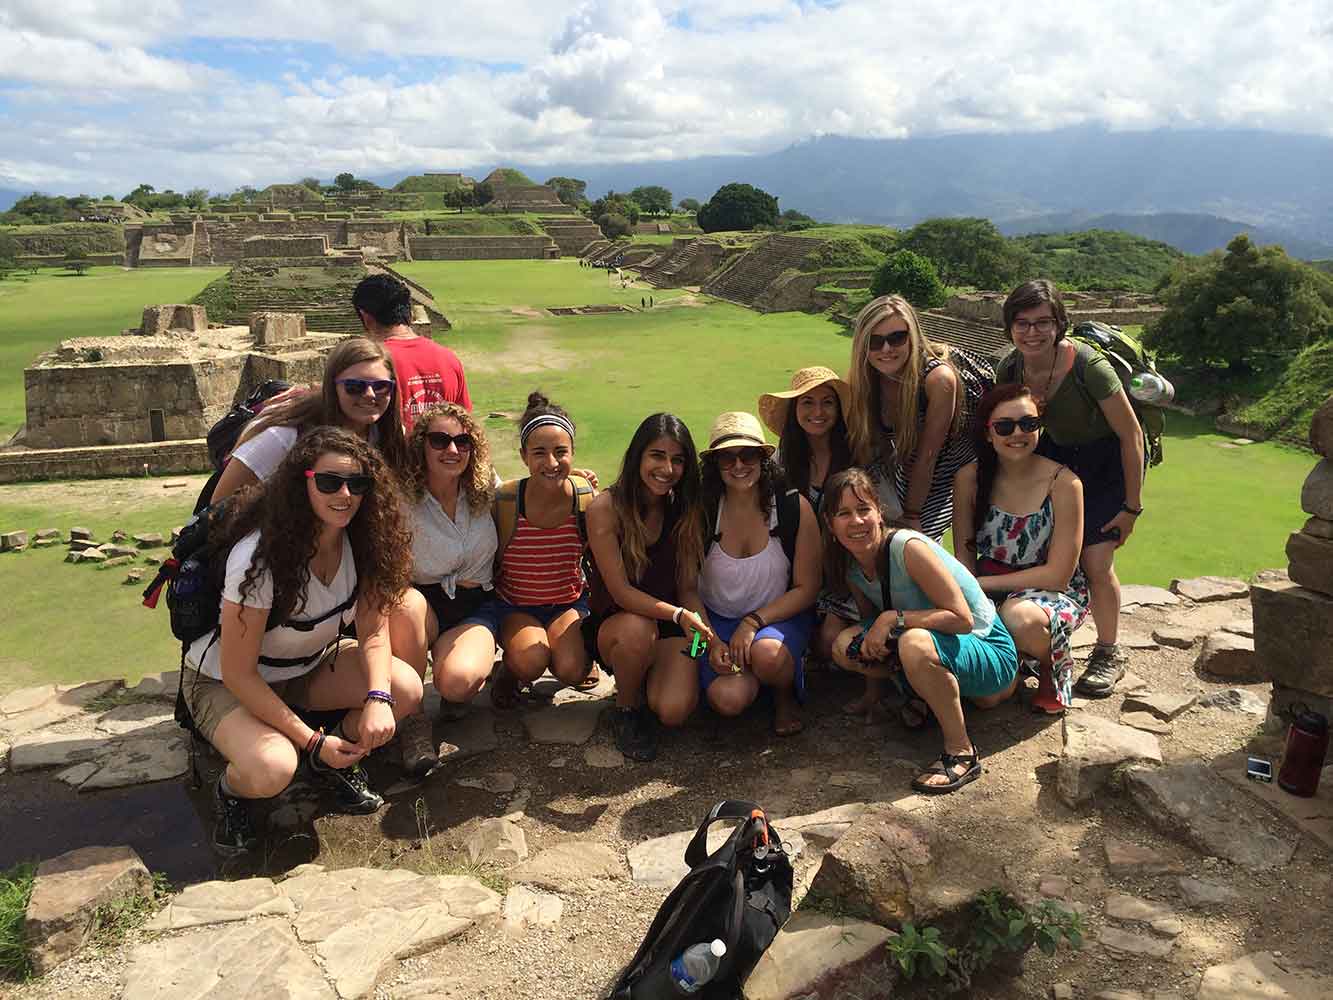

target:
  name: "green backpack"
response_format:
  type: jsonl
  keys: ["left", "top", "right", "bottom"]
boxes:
{"left": 1068, "top": 321, "right": 1166, "bottom": 468}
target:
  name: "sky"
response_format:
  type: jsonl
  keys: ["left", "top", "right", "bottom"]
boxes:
{"left": 1, "top": 0, "right": 1331, "bottom": 197}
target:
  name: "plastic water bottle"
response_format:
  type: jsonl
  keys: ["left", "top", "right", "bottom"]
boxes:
{"left": 1128, "top": 373, "right": 1174, "bottom": 404}
{"left": 670, "top": 939, "right": 727, "bottom": 993}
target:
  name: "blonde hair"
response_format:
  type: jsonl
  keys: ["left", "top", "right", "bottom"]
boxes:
{"left": 847, "top": 294, "right": 956, "bottom": 466}
{"left": 403, "top": 403, "right": 495, "bottom": 514}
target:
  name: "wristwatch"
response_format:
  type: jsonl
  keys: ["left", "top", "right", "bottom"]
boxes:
{"left": 890, "top": 610, "right": 907, "bottom": 637}
{"left": 1121, "top": 503, "right": 1144, "bottom": 516}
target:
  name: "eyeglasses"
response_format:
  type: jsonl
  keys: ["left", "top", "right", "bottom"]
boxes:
{"left": 868, "top": 329, "right": 910, "bottom": 352}
{"left": 306, "top": 470, "right": 373, "bottom": 495}
{"left": 336, "top": 378, "right": 394, "bottom": 398}
{"left": 1010, "top": 318, "right": 1058, "bottom": 335}
{"left": 426, "top": 431, "right": 473, "bottom": 452}
{"left": 715, "top": 447, "right": 765, "bottom": 467}
{"left": 989, "top": 416, "right": 1043, "bottom": 436}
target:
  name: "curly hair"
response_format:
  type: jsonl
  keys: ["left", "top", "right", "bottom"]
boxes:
{"left": 700, "top": 448, "right": 784, "bottom": 532}
{"left": 214, "top": 426, "right": 411, "bottom": 627}
{"left": 818, "top": 467, "right": 890, "bottom": 599}
{"left": 402, "top": 402, "right": 495, "bottom": 513}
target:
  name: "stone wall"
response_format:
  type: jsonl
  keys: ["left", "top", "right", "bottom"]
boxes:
{"left": 202, "top": 220, "right": 406, "bottom": 264}
{"left": 408, "top": 235, "right": 557, "bottom": 260}
{"left": 242, "top": 235, "right": 329, "bottom": 258}
{"left": 13, "top": 253, "right": 123, "bottom": 269}
{"left": 944, "top": 293, "right": 1164, "bottom": 330}
{"left": 0, "top": 441, "right": 210, "bottom": 484}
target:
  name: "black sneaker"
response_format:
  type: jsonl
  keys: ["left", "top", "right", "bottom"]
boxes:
{"left": 614, "top": 706, "right": 659, "bottom": 762}
{"left": 307, "top": 753, "right": 385, "bottom": 814}
{"left": 1075, "top": 644, "right": 1127, "bottom": 697}
{"left": 213, "top": 779, "right": 258, "bottom": 856}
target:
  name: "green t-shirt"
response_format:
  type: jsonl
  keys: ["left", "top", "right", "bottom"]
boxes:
{"left": 995, "top": 343, "right": 1122, "bottom": 446}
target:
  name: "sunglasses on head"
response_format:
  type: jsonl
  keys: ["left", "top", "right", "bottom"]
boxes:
{"left": 716, "top": 446, "right": 765, "bottom": 467}
{"left": 425, "top": 431, "right": 473, "bottom": 452}
{"left": 336, "top": 378, "right": 394, "bottom": 398}
{"left": 305, "top": 470, "right": 373, "bottom": 495}
{"left": 989, "top": 415, "right": 1043, "bottom": 436}
{"left": 868, "top": 329, "right": 910, "bottom": 352}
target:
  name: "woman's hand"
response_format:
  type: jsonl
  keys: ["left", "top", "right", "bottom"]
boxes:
{"left": 357, "top": 700, "right": 397, "bottom": 752}
{"left": 708, "top": 636, "right": 734, "bottom": 674}
{"left": 862, "top": 612, "right": 897, "bottom": 661}
{"left": 1100, "top": 509, "right": 1137, "bottom": 548}
{"left": 574, "top": 467, "right": 599, "bottom": 490}
{"left": 317, "top": 733, "right": 365, "bottom": 769}
{"left": 729, "top": 619, "right": 758, "bottom": 670}
{"left": 678, "top": 608, "right": 713, "bottom": 643}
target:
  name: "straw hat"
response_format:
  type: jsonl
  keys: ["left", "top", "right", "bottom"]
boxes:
{"left": 757, "top": 366, "right": 852, "bottom": 436}
{"left": 700, "top": 411, "right": 776, "bottom": 457}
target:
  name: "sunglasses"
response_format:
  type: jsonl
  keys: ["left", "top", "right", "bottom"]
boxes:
{"left": 426, "top": 431, "right": 473, "bottom": 452}
{"left": 715, "top": 447, "right": 765, "bottom": 467}
{"left": 305, "top": 470, "right": 373, "bottom": 495}
{"left": 336, "top": 378, "right": 394, "bottom": 398}
{"left": 868, "top": 329, "right": 910, "bottom": 352}
{"left": 989, "top": 415, "right": 1043, "bottom": 436}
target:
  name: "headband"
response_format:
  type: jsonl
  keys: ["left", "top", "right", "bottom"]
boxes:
{"left": 520, "top": 413, "right": 576, "bottom": 449}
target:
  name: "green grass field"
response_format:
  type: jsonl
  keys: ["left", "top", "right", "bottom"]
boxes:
{"left": 0, "top": 259, "right": 1315, "bottom": 695}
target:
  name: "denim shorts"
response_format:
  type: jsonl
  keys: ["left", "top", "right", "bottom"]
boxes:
{"left": 471, "top": 594, "right": 591, "bottom": 638}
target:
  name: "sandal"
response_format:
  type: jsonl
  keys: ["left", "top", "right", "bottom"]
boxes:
{"left": 489, "top": 665, "right": 523, "bottom": 712}
{"left": 900, "top": 697, "right": 937, "bottom": 732}
{"left": 573, "top": 664, "right": 602, "bottom": 693}
{"left": 773, "top": 715, "right": 804, "bottom": 737}
{"left": 911, "top": 747, "right": 982, "bottom": 795}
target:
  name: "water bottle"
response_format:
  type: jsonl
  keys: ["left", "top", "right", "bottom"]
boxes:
{"left": 1128, "top": 373, "right": 1174, "bottom": 404}
{"left": 670, "top": 939, "right": 727, "bottom": 993}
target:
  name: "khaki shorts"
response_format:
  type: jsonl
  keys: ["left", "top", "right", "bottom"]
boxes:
{"left": 181, "top": 646, "right": 340, "bottom": 744}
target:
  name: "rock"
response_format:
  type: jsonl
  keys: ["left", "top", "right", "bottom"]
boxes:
{"left": 69, "top": 527, "right": 93, "bottom": 541}
{"left": 145, "top": 877, "right": 295, "bottom": 930}
{"left": 1198, "top": 951, "right": 1333, "bottom": 999}
{"left": 67, "top": 538, "right": 98, "bottom": 552}
{"left": 1151, "top": 916, "right": 1183, "bottom": 937}
{"left": 775, "top": 802, "right": 868, "bottom": 847}
{"left": 32, "top": 538, "right": 60, "bottom": 548}
{"left": 829, "top": 770, "right": 883, "bottom": 790}
{"left": 522, "top": 700, "right": 605, "bottom": 745}
{"left": 24, "top": 845, "right": 153, "bottom": 975}
{"left": 10, "top": 732, "right": 105, "bottom": 771}
{"left": 1124, "top": 762, "right": 1298, "bottom": 870}
{"left": 1052, "top": 986, "right": 1074, "bottom": 1000}
{"left": 1119, "top": 585, "right": 1180, "bottom": 608}
{"left": 1103, "top": 838, "right": 1186, "bottom": 876}
{"left": 466, "top": 818, "right": 528, "bottom": 866}
{"left": 1122, "top": 691, "right": 1197, "bottom": 720}
{"left": 1221, "top": 617, "right": 1254, "bottom": 637}
{"left": 510, "top": 842, "right": 625, "bottom": 893}
{"left": 125, "top": 570, "right": 145, "bottom": 584}
{"left": 1099, "top": 925, "right": 1173, "bottom": 957}
{"left": 34, "top": 528, "right": 60, "bottom": 541}
{"left": 1152, "top": 627, "right": 1200, "bottom": 649}
{"left": 1120, "top": 712, "right": 1172, "bottom": 735}
{"left": 628, "top": 827, "right": 806, "bottom": 888}
{"left": 99, "top": 545, "right": 139, "bottom": 558}
{"left": 501, "top": 886, "right": 563, "bottom": 935}
{"left": 435, "top": 712, "right": 498, "bottom": 764}
{"left": 79, "top": 730, "right": 188, "bottom": 790}
{"left": 1039, "top": 876, "right": 1071, "bottom": 898}
{"left": 583, "top": 745, "right": 625, "bottom": 768}
{"left": 455, "top": 771, "right": 518, "bottom": 795}
{"left": 124, "top": 918, "right": 333, "bottom": 999}
{"left": 1170, "top": 576, "right": 1249, "bottom": 602}
{"left": 1302, "top": 515, "right": 1333, "bottom": 540}
{"left": 0, "top": 684, "right": 57, "bottom": 716}
{"left": 1176, "top": 876, "right": 1238, "bottom": 911}
{"left": 1194, "top": 631, "right": 1260, "bottom": 681}
{"left": 95, "top": 702, "right": 175, "bottom": 735}
{"left": 1287, "top": 530, "right": 1333, "bottom": 596}
{"left": 142, "top": 554, "right": 163, "bottom": 566}
{"left": 1266, "top": 683, "right": 1333, "bottom": 743}
{"left": 56, "top": 762, "right": 100, "bottom": 787}
{"left": 802, "top": 803, "right": 1011, "bottom": 941}
{"left": 77, "top": 549, "right": 107, "bottom": 563}
{"left": 742, "top": 911, "right": 894, "bottom": 1000}
{"left": 0, "top": 679, "right": 118, "bottom": 740}
{"left": 133, "top": 532, "right": 166, "bottom": 548}
{"left": 1312, "top": 396, "right": 1333, "bottom": 457}
{"left": 1057, "top": 714, "right": 1162, "bottom": 807}
{"left": 1, "top": 530, "right": 29, "bottom": 551}
{"left": 110, "top": 530, "right": 128, "bottom": 543}
{"left": 1302, "top": 460, "right": 1333, "bottom": 519}
{"left": 99, "top": 555, "right": 135, "bottom": 568}
{"left": 1252, "top": 578, "right": 1333, "bottom": 697}
{"left": 1196, "top": 688, "right": 1267, "bottom": 715}
{"left": 1105, "top": 892, "right": 1174, "bottom": 924}
{"left": 130, "top": 670, "right": 180, "bottom": 700}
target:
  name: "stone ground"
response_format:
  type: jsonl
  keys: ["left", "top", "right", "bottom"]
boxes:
{"left": 2, "top": 587, "right": 1333, "bottom": 999}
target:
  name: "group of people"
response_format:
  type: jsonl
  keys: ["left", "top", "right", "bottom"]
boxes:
{"left": 182, "top": 273, "right": 1148, "bottom": 856}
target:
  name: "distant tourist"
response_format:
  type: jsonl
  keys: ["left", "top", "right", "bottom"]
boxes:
{"left": 822, "top": 468, "right": 1018, "bottom": 794}
{"left": 694, "top": 412, "right": 819, "bottom": 737}
{"left": 993, "top": 280, "right": 1144, "bottom": 697}
{"left": 757, "top": 367, "right": 857, "bottom": 672}
{"left": 181, "top": 427, "right": 421, "bottom": 854}
{"left": 211, "top": 338, "right": 408, "bottom": 502}
{"left": 352, "top": 273, "right": 471, "bottom": 431}
{"left": 388, "top": 404, "right": 501, "bottom": 776}
{"left": 952, "top": 385, "right": 1089, "bottom": 713}
{"left": 846, "top": 295, "right": 976, "bottom": 541}
{"left": 484, "top": 392, "right": 599, "bottom": 710}
{"left": 585, "top": 414, "right": 713, "bottom": 760}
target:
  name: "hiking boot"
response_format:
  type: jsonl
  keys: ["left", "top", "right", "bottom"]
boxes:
{"left": 614, "top": 705, "right": 659, "bottom": 762}
{"left": 307, "top": 752, "right": 385, "bottom": 814}
{"left": 397, "top": 713, "right": 439, "bottom": 778}
{"left": 213, "top": 778, "right": 258, "bottom": 856}
{"left": 1075, "top": 644, "right": 1127, "bottom": 697}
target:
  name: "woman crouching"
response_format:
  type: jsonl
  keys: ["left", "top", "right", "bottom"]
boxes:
{"left": 181, "top": 426, "right": 421, "bottom": 855}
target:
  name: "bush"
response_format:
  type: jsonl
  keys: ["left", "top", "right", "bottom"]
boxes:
{"left": 697, "top": 183, "right": 779, "bottom": 233}
{"left": 598, "top": 212, "right": 632, "bottom": 239}
{"left": 871, "top": 249, "right": 947, "bottom": 307}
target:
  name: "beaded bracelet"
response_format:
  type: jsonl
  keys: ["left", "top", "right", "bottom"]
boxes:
{"left": 745, "top": 612, "right": 767, "bottom": 630}
{"left": 365, "top": 689, "right": 396, "bottom": 707}
{"left": 304, "top": 728, "right": 322, "bottom": 755}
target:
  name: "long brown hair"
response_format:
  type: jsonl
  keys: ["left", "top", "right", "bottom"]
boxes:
{"left": 818, "top": 467, "right": 890, "bottom": 599}
{"left": 847, "top": 294, "right": 957, "bottom": 466}
{"left": 216, "top": 426, "right": 411, "bottom": 624}
{"left": 968, "top": 383, "right": 1040, "bottom": 546}
{"left": 403, "top": 402, "right": 495, "bottom": 514}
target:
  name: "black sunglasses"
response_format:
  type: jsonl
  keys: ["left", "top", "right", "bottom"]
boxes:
{"left": 989, "top": 415, "right": 1043, "bottom": 436}
{"left": 868, "top": 329, "right": 910, "bottom": 352}
{"left": 425, "top": 431, "right": 474, "bottom": 452}
{"left": 305, "top": 470, "right": 373, "bottom": 495}
{"left": 715, "top": 447, "right": 765, "bottom": 466}
{"left": 336, "top": 377, "right": 394, "bottom": 398}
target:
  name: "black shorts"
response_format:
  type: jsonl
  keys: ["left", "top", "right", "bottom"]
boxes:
{"left": 414, "top": 583, "right": 491, "bottom": 634}
{"left": 1036, "top": 434, "right": 1127, "bottom": 547}
{"left": 585, "top": 609, "right": 687, "bottom": 675}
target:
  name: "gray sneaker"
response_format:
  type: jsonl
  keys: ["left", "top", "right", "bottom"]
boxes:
{"left": 397, "top": 713, "right": 439, "bottom": 778}
{"left": 1075, "top": 645, "right": 1127, "bottom": 697}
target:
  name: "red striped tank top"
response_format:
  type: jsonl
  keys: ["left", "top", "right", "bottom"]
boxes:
{"left": 497, "top": 512, "right": 585, "bottom": 606}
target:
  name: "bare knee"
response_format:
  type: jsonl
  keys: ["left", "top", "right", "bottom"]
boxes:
{"left": 831, "top": 626, "right": 859, "bottom": 670}
{"left": 749, "top": 642, "right": 792, "bottom": 685}
{"left": 435, "top": 666, "right": 487, "bottom": 704}
{"left": 505, "top": 639, "right": 550, "bottom": 682}
{"left": 389, "top": 659, "right": 424, "bottom": 719}
{"left": 708, "top": 681, "right": 755, "bottom": 717}
{"left": 897, "top": 628, "right": 938, "bottom": 673}
{"left": 232, "top": 741, "right": 298, "bottom": 799}
{"left": 600, "top": 615, "right": 656, "bottom": 668}
{"left": 652, "top": 691, "right": 697, "bottom": 728}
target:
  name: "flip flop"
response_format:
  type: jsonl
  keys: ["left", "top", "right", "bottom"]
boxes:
{"left": 773, "top": 715, "right": 804, "bottom": 737}
{"left": 911, "top": 747, "right": 982, "bottom": 795}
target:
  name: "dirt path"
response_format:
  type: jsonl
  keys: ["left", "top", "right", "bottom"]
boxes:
{"left": 0, "top": 474, "right": 209, "bottom": 512}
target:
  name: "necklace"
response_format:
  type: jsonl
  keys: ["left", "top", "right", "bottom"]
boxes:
{"left": 1026, "top": 344, "right": 1061, "bottom": 403}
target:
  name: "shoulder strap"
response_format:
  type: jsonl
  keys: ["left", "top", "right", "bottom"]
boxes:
{"left": 684, "top": 800, "right": 768, "bottom": 868}
{"left": 878, "top": 537, "right": 894, "bottom": 613}
{"left": 569, "top": 473, "right": 594, "bottom": 545}
{"left": 771, "top": 489, "right": 801, "bottom": 565}
{"left": 493, "top": 478, "right": 522, "bottom": 559}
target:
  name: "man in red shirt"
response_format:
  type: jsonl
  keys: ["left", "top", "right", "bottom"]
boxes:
{"left": 352, "top": 274, "right": 471, "bottom": 430}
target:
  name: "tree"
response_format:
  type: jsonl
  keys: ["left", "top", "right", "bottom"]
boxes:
{"left": 186, "top": 188, "right": 209, "bottom": 210}
{"left": 334, "top": 172, "right": 357, "bottom": 192}
{"left": 1146, "top": 234, "right": 1333, "bottom": 371}
{"left": 63, "top": 247, "right": 91, "bottom": 276}
{"left": 598, "top": 212, "right": 632, "bottom": 239}
{"left": 472, "top": 180, "right": 494, "bottom": 207}
{"left": 778, "top": 208, "right": 817, "bottom": 231}
{"left": 545, "top": 176, "right": 588, "bottom": 208}
{"left": 299, "top": 176, "right": 323, "bottom": 192}
{"left": 871, "top": 250, "right": 948, "bottom": 308}
{"left": 696, "top": 183, "right": 779, "bottom": 233}
{"left": 589, "top": 192, "right": 641, "bottom": 226}
{"left": 629, "top": 185, "right": 673, "bottom": 216}
{"left": 900, "top": 217, "right": 1030, "bottom": 289}
{"left": 678, "top": 198, "right": 701, "bottom": 213}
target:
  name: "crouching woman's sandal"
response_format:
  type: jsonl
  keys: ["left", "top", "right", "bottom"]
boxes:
{"left": 911, "top": 746, "right": 981, "bottom": 795}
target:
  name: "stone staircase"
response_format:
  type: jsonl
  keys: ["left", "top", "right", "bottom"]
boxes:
{"left": 701, "top": 235, "right": 826, "bottom": 306}
{"left": 917, "top": 311, "right": 1012, "bottom": 361}
{"left": 537, "top": 217, "right": 604, "bottom": 256}
{"left": 636, "top": 239, "right": 701, "bottom": 287}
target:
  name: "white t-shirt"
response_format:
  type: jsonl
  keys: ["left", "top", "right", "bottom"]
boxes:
{"left": 230, "top": 426, "right": 299, "bottom": 483}
{"left": 185, "top": 529, "right": 358, "bottom": 683}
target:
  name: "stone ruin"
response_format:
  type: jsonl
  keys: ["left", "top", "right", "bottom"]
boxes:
{"left": 944, "top": 290, "right": 1164, "bottom": 329}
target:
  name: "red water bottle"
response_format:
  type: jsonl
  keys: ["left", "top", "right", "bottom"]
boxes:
{"left": 1277, "top": 707, "right": 1329, "bottom": 798}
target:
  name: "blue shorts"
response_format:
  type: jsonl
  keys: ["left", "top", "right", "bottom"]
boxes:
{"left": 470, "top": 594, "right": 590, "bottom": 639}
{"left": 927, "top": 617, "right": 1019, "bottom": 699}
{"left": 697, "top": 609, "right": 814, "bottom": 703}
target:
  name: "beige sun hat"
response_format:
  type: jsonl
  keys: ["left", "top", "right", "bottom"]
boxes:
{"left": 757, "top": 366, "right": 852, "bottom": 436}
{"left": 700, "top": 411, "right": 776, "bottom": 458}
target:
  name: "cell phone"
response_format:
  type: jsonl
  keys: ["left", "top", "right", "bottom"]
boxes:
{"left": 1246, "top": 756, "right": 1273, "bottom": 783}
{"left": 689, "top": 630, "right": 709, "bottom": 657}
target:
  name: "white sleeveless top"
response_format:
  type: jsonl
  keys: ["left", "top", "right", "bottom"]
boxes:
{"left": 698, "top": 496, "right": 789, "bottom": 619}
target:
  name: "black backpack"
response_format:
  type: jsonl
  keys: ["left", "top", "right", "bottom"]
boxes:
{"left": 709, "top": 488, "right": 802, "bottom": 586}
{"left": 193, "top": 379, "right": 292, "bottom": 514}
{"left": 609, "top": 801, "right": 794, "bottom": 999}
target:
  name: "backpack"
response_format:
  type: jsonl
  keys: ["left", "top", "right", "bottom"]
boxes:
{"left": 925, "top": 347, "right": 995, "bottom": 440}
{"left": 608, "top": 801, "right": 794, "bottom": 999}
{"left": 709, "top": 488, "right": 802, "bottom": 586}
{"left": 493, "top": 473, "right": 596, "bottom": 571}
{"left": 193, "top": 379, "right": 292, "bottom": 514}
{"left": 1068, "top": 321, "right": 1166, "bottom": 468}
